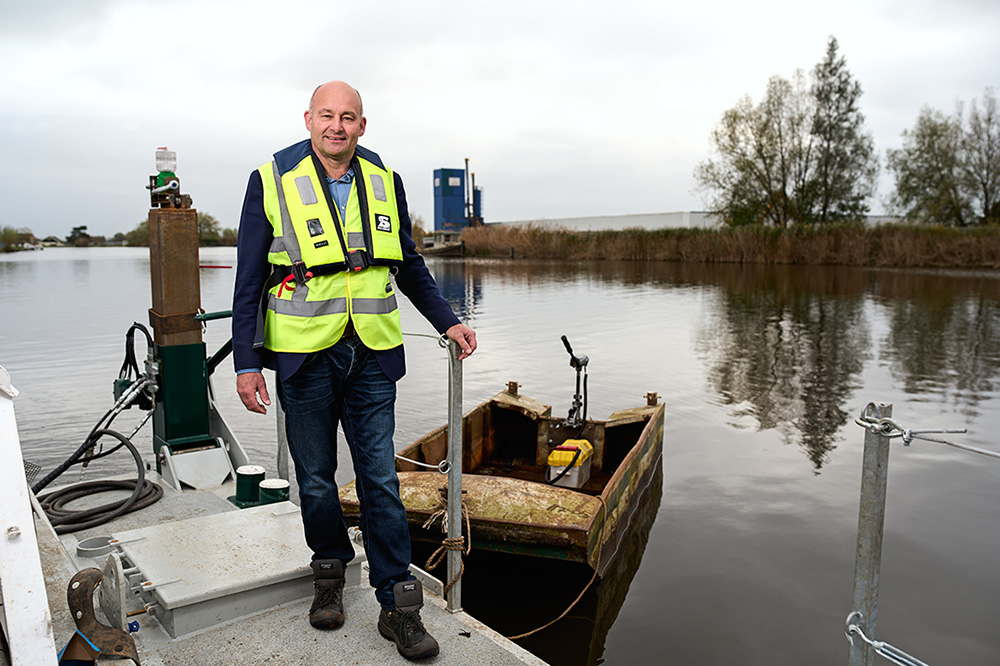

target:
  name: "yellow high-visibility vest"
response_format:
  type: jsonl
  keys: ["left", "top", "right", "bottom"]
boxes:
{"left": 257, "top": 150, "right": 404, "bottom": 353}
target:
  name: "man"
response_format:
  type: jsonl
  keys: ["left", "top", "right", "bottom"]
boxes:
{"left": 232, "top": 80, "right": 476, "bottom": 661}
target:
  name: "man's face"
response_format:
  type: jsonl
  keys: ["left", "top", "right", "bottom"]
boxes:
{"left": 305, "top": 83, "right": 366, "bottom": 164}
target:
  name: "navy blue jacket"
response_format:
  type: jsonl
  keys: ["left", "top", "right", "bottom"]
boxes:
{"left": 231, "top": 140, "right": 460, "bottom": 382}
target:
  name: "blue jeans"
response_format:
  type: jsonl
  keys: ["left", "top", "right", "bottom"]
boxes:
{"left": 278, "top": 336, "right": 412, "bottom": 608}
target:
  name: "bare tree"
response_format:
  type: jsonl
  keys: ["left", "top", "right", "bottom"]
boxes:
{"left": 697, "top": 73, "right": 814, "bottom": 227}
{"left": 961, "top": 88, "right": 1000, "bottom": 223}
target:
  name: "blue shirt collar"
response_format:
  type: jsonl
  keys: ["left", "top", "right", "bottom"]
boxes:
{"left": 327, "top": 167, "right": 355, "bottom": 184}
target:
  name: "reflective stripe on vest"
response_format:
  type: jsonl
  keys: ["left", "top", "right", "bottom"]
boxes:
{"left": 267, "top": 293, "right": 398, "bottom": 317}
{"left": 257, "top": 151, "right": 404, "bottom": 353}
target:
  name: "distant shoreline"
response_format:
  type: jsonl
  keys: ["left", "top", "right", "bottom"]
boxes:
{"left": 457, "top": 223, "right": 1000, "bottom": 268}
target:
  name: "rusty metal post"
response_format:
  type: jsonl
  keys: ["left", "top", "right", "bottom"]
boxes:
{"left": 446, "top": 339, "right": 463, "bottom": 613}
{"left": 147, "top": 207, "right": 214, "bottom": 472}
{"left": 848, "top": 402, "right": 892, "bottom": 666}
{"left": 148, "top": 208, "right": 203, "bottom": 347}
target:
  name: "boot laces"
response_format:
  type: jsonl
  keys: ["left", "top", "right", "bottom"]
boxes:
{"left": 311, "top": 582, "right": 343, "bottom": 613}
{"left": 397, "top": 610, "right": 427, "bottom": 646}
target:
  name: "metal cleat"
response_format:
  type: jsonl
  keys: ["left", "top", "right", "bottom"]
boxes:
{"left": 67, "top": 567, "right": 141, "bottom": 665}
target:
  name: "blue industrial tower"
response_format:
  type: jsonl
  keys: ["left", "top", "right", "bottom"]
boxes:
{"left": 433, "top": 159, "right": 484, "bottom": 232}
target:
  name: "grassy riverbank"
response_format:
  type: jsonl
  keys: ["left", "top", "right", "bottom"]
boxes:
{"left": 458, "top": 222, "right": 1000, "bottom": 268}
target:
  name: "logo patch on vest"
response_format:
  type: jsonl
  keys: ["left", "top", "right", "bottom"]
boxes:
{"left": 376, "top": 214, "right": 392, "bottom": 232}
{"left": 314, "top": 240, "right": 329, "bottom": 249}
{"left": 306, "top": 218, "right": 324, "bottom": 237}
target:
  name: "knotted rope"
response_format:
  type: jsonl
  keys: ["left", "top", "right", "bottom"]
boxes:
{"left": 422, "top": 487, "right": 471, "bottom": 596}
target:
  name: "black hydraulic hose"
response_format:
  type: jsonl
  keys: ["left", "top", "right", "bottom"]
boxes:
{"left": 119, "top": 322, "right": 153, "bottom": 381}
{"left": 31, "top": 405, "right": 118, "bottom": 495}
{"left": 31, "top": 323, "right": 163, "bottom": 532}
{"left": 31, "top": 373, "right": 153, "bottom": 495}
{"left": 36, "top": 429, "right": 163, "bottom": 534}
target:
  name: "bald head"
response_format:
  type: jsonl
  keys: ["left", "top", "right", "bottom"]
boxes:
{"left": 305, "top": 81, "right": 367, "bottom": 178}
{"left": 309, "top": 81, "right": 363, "bottom": 116}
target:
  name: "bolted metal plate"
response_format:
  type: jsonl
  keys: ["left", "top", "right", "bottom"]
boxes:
{"left": 98, "top": 551, "right": 128, "bottom": 630}
{"left": 111, "top": 502, "right": 365, "bottom": 637}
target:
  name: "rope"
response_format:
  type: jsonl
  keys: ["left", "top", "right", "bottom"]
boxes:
{"left": 505, "top": 566, "right": 599, "bottom": 641}
{"left": 425, "top": 538, "right": 466, "bottom": 596}
{"left": 504, "top": 495, "right": 608, "bottom": 641}
{"left": 503, "top": 452, "right": 666, "bottom": 641}
{"left": 422, "top": 488, "right": 472, "bottom": 596}
{"left": 934, "top": 438, "right": 1000, "bottom": 460}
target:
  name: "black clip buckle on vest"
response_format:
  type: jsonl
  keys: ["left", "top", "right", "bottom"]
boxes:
{"left": 345, "top": 250, "right": 370, "bottom": 272}
{"left": 291, "top": 260, "right": 312, "bottom": 284}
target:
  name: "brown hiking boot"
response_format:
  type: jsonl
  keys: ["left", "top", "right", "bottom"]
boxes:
{"left": 377, "top": 580, "right": 439, "bottom": 660}
{"left": 309, "top": 559, "right": 345, "bottom": 629}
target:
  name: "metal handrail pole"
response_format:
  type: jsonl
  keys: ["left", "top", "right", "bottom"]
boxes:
{"left": 275, "top": 390, "right": 290, "bottom": 481}
{"left": 848, "top": 402, "right": 893, "bottom": 666}
{"left": 446, "top": 339, "right": 463, "bottom": 612}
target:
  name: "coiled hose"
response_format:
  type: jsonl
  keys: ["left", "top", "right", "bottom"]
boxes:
{"left": 32, "top": 323, "right": 163, "bottom": 533}
{"left": 36, "top": 429, "right": 163, "bottom": 534}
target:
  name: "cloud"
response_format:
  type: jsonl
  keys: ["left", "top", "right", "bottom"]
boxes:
{"left": 2, "top": 0, "right": 999, "bottom": 237}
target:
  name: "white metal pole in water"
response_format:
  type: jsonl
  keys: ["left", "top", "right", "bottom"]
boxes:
{"left": 446, "top": 340, "right": 463, "bottom": 613}
{"left": 848, "top": 402, "right": 892, "bottom": 666}
{"left": 0, "top": 365, "right": 60, "bottom": 666}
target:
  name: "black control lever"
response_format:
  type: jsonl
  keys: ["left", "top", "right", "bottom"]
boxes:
{"left": 560, "top": 335, "right": 588, "bottom": 428}
{"left": 561, "top": 335, "right": 589, "bottom": 370}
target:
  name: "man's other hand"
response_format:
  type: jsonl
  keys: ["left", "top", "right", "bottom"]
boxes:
{"left": 237, "top": 371, "right": 271, "bottom": 414}
{"left": 445, "top": 323, "right": 478, "bottom": 361}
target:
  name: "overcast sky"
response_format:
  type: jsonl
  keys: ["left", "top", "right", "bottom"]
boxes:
{"left": 2, "top": 0, "right": 997, "bottom": 239}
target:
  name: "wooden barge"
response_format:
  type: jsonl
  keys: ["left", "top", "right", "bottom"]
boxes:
{"left": 340, "top": 385, "right": 664, "bottom": 576}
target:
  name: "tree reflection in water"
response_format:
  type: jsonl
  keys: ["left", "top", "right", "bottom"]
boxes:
{"left": 421, "top": 259, "right": 1000, "bottom": 474}
{"left": 688, "top": 265, "right": 1000, "bottom": 471}
{"left": 693, "top": 265, "right": 869, "bottom": 471}
{"left": 875, "top": 271, "right": 1000, "bottom": 416}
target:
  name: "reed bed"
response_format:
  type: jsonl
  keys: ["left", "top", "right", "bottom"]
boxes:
{"left": 457, "top": 223, "right": 1000, "bottom": 268}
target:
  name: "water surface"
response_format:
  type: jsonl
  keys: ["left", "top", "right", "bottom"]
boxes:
{"left": 3, "top": 248, "right": 999, "bottom": 665}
